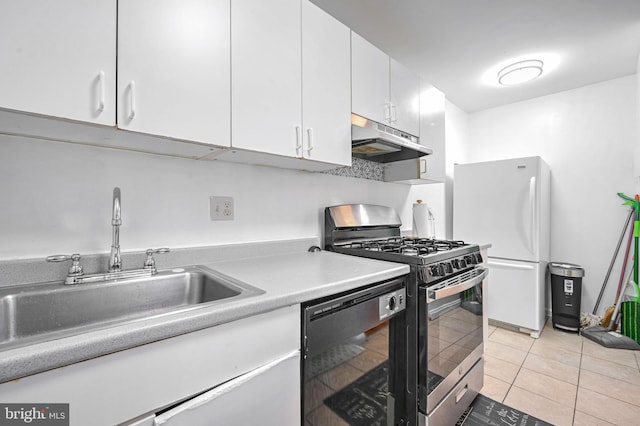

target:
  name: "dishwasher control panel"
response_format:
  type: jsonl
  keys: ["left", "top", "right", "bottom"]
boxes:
{"left": 379, "top": 288, "right": 406, "bottom": 320}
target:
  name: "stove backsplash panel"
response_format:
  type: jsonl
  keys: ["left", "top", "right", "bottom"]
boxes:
{"left": 321, "top": 158, "right": 383, "bottom": 181}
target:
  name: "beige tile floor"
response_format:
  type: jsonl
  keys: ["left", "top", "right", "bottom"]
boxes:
{"left": 481, "top": 321, "right": 640, "bottom": 425}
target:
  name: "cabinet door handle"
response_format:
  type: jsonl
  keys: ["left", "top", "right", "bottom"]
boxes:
{"left": 455, "top": 384, "right": 468, "bottom": 404}
{"left": 295, "top": 126, "right": 302, "bottom": 155}
{"left": 97, "top": 71, "right": 105, "bottom": 113}
{"left": 306, "top": 127, "right": 314, "bottom": 155}
{"left": 391, "top": 103, "right": 398, "bottom": 123}
{"left": 128, "top": 81, "right": 136, "bottom": 120}
{"left": 420, "top": 158, "right": 427, "bottom": 174}
{"left": 384, "top": 102, "right": 391, "bottom": 123}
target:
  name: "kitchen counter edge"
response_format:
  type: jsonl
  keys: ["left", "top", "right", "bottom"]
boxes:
{"left": 0, "top": 250, "right": 409, "bottom": 384}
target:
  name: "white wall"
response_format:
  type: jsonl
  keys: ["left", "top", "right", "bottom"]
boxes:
{"left": 0, "top": 136, "right": 416, "bottom": 260}
{"left": 461, "top": 75, "right": 638, "bottom": 315}
{"left": 407, "top": 183, "right": 446, "bottom": 239}
{"left": 444, "top": 100, "right": 470, "bottom": 239}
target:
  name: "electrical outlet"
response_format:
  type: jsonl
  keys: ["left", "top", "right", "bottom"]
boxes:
{"left": 209, "top": 196, "right": 234, "bottom": 221}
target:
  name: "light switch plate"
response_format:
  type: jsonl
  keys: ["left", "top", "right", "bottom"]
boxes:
{"left": 209, "top": 196, "right": 234, "bottom": 220}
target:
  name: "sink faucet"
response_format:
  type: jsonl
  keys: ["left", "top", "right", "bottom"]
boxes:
{"left": 47, "top": 186, "right": 171, "bottom": 285}
{"left": 109, "top": 187, "right": 122, "bottom": 272}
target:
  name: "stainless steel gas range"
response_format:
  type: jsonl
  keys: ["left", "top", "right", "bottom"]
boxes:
{"left": 324, "top": 204, "right": 488, "bottom": 425}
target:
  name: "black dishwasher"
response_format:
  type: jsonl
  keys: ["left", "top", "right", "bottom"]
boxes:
{"left": 301, "top": 276, "right": 408, "bottom": 425}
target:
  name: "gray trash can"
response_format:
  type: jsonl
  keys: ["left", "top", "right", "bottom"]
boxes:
{"left": 548, "top": 262, "right": 584, "bottom": 332}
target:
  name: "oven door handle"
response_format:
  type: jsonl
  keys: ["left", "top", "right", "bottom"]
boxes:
{"left": 428, "top": 267, "right": 488, "bottom": 301}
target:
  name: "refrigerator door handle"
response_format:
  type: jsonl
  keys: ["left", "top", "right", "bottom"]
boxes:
{"left": 488, "top": 260, "right": 536, "bottom": 270}
{"left": 529, "top": 176, "right": 537, "bottom": 255}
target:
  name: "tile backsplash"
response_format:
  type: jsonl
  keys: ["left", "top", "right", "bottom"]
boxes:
{"left": 321, "top": 158, "right": 384, "bottom": 181}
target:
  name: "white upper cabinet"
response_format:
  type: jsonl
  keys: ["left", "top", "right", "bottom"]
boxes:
{"left": 231, "top": 0, "right": 351, "bottom": 166}
{"left": 351, "top": 32, "right": 420, "bottom": 136}
{"left": 117, "top": 0, "right": 230, "bottom": 146}
{"left": 390, "top": 58, "right": 420, "bottom": 137}
{"left": 351, "top": 32, "right": 390, "bottom": 126}
{"left": 0, "top": 0, "right": 116, "bottom": 125}
{"left": 384, "top": 84, "right": 445, "bottom": 185}
{"left": 301, "top": 0, "right": 351, "bottom": 166}
{"left": 231, "top": 0, "right": 302, "bottom": 157}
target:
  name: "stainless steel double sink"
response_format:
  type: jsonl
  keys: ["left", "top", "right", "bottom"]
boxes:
{"left": 0, "top": 266, "right": 263, "bottom": 350}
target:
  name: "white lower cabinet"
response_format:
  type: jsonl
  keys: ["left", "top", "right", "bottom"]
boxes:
{"left": 0, "top": 306, "right": 300, "bottom": 426}
{"left": 150, "top": 351, "right": 300, "bottom": 426}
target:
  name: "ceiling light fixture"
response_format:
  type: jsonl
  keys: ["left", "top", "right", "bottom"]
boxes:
{"left": 497, "top": 59, "right": 544, "bottom": 86}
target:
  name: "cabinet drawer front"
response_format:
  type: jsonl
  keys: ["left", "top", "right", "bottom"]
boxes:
{"left": 0, "top": 306, "right": 300, "bottom": 425}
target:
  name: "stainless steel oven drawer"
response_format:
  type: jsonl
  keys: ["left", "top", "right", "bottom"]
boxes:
{"left": 421, "top": 358, "right": 483, "bottom": 426}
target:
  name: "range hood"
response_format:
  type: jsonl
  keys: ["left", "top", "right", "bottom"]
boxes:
{"left": 351, "top": 114, "right": 432, "bottom": 163}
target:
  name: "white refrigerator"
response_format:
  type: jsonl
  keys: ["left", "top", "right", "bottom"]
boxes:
{"left": 453, "top": 156, "right": 550, "bottom": 337}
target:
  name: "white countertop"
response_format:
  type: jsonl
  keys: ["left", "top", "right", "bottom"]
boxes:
{"left": 0, "top": 249, "right": 409, "bottom": 383}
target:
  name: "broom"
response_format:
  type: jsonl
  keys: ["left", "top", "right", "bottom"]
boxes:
{"left": 594, "top": 207, "right": 634, "bottom": 327}
{"left": 601, "top": 215, "right": 634, "bottom": 328}
{"left": 603, "top": 267, "right": 633, "bottom": 330}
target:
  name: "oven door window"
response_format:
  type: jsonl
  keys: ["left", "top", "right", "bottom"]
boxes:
{"left": 422, "top": 281, "right": 483, "bottom": 406}
{"left": 303, "top": 315, "right": 406, "bottom": 426}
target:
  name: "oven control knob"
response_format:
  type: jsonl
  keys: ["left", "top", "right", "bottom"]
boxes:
{"left": 437, "top": 263, "right": 446, "bottom": 276}
{"left": 460, "top": 259, "right": 467, "bottom": 268}
{"left": 464, "top": 255, "right": 477, "bottom": 265}
{"left": 389, "top": 295, "right": 397, "bottom": 311}
{"left": 475, "top": 253, "right": 483, "bottom": 263}
{"left": 452, "top": 259, "right": 460, "bottom": 269}
{"left": 444, "top": 262, "right": 453, "bottom": 274}
{"left": 429, "top": 265, "right": 440, "bottom": 277}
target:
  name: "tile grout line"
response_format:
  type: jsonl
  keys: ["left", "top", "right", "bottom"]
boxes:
{"left": 571, "top": 335, "right": 583, "bottom": 426}
{"left": 497, "top": 324, "right": 640, "bottom": 425}
{"left": 501, "top": 323, "right": 581, "bottom": 425}
{"left": 574, "top": 334, "right": 637, "bottom": 425}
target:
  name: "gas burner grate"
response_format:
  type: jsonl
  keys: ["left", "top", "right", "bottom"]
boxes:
{"left": 399, "top": 244, "right": 437, "bottom": 256}
{"left": 339, "top": 238, "right": 467, "bottom": 257}
{"left": 400, "top": 238, "right": 466, "bottom": 249}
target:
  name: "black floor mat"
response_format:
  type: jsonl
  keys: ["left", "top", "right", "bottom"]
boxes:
{"left": 323, "top": 361, "right": 389, "bottom": 426}
{"left": 458, "top": 394, "right": 553, "bottom": 426}
{"left": 325, "top": 363, "right": 552, "bottom": 426}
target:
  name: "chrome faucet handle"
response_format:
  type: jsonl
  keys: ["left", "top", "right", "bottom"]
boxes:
{"left": 143, "top": 248, "right": 170, "bottom": 270}
{"left": 46, "top": 253, "right": 84, "bottom": 277}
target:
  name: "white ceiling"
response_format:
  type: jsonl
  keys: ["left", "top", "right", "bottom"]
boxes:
{"left": 311, "top": 0, "right": 640, "bottom": 112}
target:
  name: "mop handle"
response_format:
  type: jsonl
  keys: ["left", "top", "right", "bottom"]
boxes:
{"left": 616, "top": 217, "right": 634, "bottom": 301}
{"left": 593, "top": 207, "right": 634, "bottom": 314}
